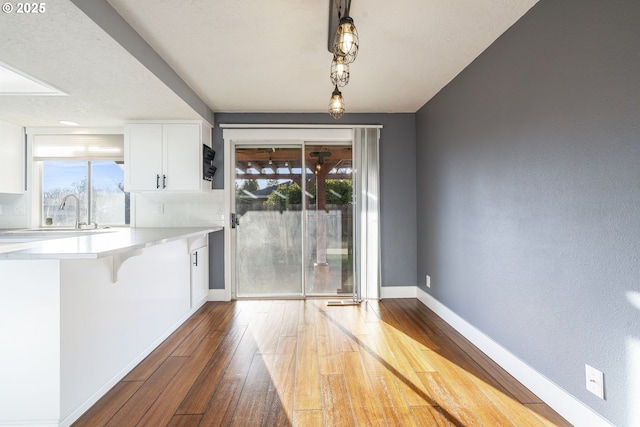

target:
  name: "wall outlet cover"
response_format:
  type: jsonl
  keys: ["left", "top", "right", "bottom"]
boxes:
{"left": 585, "top": 364, "right": 605, "bottom": 399}
{"left": 426, "top": 274, "right": 431, "bottom": 288}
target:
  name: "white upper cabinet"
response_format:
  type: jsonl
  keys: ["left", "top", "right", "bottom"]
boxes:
{"left": 164, "top": 123, "right": 201, "bottom": 191}
{"left": 125, "top": 123, "right": 163, "bottom": 191}
{"left": 0, "top": 121, "right": 25, "bottom": 194}
{"left": 124, "top": 121, "right": 212, "bottom": 192}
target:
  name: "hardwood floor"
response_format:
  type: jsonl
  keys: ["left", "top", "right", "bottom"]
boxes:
{"left": 73, "top": 299, "right": 571, "bottom": 427}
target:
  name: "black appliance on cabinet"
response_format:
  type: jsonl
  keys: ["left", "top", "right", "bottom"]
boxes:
{"left": 203, "top": 144, "right": 216, "bottom": 182}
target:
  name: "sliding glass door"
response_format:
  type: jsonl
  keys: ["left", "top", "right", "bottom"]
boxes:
{"left": 233, "top": 142, "right": 353, "bottom": 298}
{"left": 304, "top": 145, "right": 353, "bottom": 295}
{"left": 234, "top": 145, "right": 304, "bottom": 297}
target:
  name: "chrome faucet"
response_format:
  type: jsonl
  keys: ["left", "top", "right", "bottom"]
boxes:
{"left": 59, "top": 194, "right": 81, "bottom": 229}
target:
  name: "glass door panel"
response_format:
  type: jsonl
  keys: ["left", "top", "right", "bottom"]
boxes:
{"left": 304, "top": 145, "right": 354, "bottom": 295}
{"left": 234, "top": 145, "right": 303, "bottom": 297}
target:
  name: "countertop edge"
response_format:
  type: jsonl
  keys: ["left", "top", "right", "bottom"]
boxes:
{"left": 0, "top": 227, "right": 223, "bottom": 260}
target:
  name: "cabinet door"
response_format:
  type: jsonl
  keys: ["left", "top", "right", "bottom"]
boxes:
{"left": 0, "top": 121, "right": 25, "bottom": 194}
{"left": 163, "top": 124, "right": 201, "bottom": 191}
{"left": 191, "top": 245, "right": 209, "bottom": 307}
{"left": 125, "top": 124, "right": 163, "bottom": 191}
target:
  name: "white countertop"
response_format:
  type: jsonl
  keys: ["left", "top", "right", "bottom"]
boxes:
{"left": 0, "top": 227, "right": 222, "bottom": 260}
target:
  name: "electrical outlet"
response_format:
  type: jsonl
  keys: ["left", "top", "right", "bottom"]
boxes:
{"left": 14, "top": 205, "right": 25, "bottom": 215}
{"left": 585, "top": 364, "right": 605, "bottom": 399}
{"left": 156, "top": 203, "right": 164, "bottom": 214}
{"left": 426, "top": 274, "right": 431, "bottom": 288}
{"left": 0, "top": 204, "right": 3, "bottom": 215}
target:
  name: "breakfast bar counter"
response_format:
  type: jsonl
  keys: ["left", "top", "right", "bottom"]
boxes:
{"left": 0, "top": 226, "right": 221, "bottom": 427}
{"left": 0, "top": 226, "right": 221, "bottom": 259}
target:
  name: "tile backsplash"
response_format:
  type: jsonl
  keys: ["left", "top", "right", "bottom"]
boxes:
{"left": 1, "top": 190, "right": 225, "bottom": 229}
{"left": 0, "top": 194, "right": 30, "bottom": 229}
{"left": 132, "top": 190, "right": 224, "bottom": 228}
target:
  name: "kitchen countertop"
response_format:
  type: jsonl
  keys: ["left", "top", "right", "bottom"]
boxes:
{"left": 0, "top": 227, "right": 222, "bottom": 260}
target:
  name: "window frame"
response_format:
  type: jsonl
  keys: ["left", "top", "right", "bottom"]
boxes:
{"left": 37, "top": 159, "right": 129, "bottom": 228}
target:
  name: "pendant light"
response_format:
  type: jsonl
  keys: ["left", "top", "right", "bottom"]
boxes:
{"left": 330, "top": 55, "right": 350, "bottom": 87}
{"left": 328, "top": 85, "right": 345, "bottom": 119}
{"left": 333, "top": 15, "right": 359, "bottom": 64}
{"left": 327, "top": 0, "right": 357, "bottom": 119}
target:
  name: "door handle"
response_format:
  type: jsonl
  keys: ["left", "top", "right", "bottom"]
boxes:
{"left": 156, "top": 174, "right": 160, "bottom": 189}
{"left": 231, "top": 213, "right": 240, "bottom": 228}
{"left": 193, "top": 251, "right": 198, "bottom": 266}
{"left": 162, "top": 174, "right": 167, "bottom": 189}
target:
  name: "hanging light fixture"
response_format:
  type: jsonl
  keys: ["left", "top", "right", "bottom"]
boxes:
{"left": 328, "top": 85, "right": 345, "bottom": 119}
{"left": 330, "top": 55, "right": 350, "bottom": 87}
{"left": 332, "top": 1, "right": 359, "bottom": 64}
{"left": 327, "top": 0, "right": 357, "bottom": 119}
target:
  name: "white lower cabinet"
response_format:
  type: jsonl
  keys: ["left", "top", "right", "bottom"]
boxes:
{"left": 191, "top": 243, "right": 209, "bottom": 307}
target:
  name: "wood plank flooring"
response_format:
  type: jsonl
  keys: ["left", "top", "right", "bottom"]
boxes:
{"left": 73, "top": 299, "right": 571, "bottom": 427}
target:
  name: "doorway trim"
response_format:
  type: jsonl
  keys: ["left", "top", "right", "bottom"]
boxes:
{"left": 222, "top": 126, "right": 380, "bottom": 301}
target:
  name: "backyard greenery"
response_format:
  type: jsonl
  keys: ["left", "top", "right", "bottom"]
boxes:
{"left": 264, "top": 179, "right": 352, "bottom": 208}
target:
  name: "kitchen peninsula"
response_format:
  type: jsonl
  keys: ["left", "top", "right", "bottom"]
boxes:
{"left": 0, "top": 227, "right": 221, "bottom": 427}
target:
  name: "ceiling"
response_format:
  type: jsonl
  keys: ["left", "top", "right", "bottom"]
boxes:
{"left": 0, "top": 0, "right": 538, "bottom": 128}
{"left": 0, "top": 0, "right": 201, "bottom": 127}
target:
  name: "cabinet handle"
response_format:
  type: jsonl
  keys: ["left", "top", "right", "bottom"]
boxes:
{"left": 156, "top": 174, "right": 160, "bottom": 189}
{"left": 163, "top": 174, "right": 167, "bottom": 189}
{"left": 193, "top": 251, "right": 198, "bottom": 267}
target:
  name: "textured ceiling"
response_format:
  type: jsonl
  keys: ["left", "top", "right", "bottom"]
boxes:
{"left": 106, "top": 0, "right": 538, "bottom": 113}
{"left": 0, "top": 0, "right": 201, "bottom": 127}
{"left": 0, "top": 0, "right": 538, "bottom": 127}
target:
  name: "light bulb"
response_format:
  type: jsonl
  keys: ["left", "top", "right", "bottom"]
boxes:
{"left": 333, "top": 17, "right": 359, "bottom": 64}
{"left": 330, "top": 55, "right": 350, "bottom": 87}
{"left": 328, "top": 85, "right": 345, "bottom": 119}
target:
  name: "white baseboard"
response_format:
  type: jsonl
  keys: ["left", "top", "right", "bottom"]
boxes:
{"left": 415, "top": 287, "right": 613, "bottom": 427}
{"left": 380, "top": 285, "right": 417, "bottom": 299}
{"left": 208, "top": 288, "right": 228, "bottom": 301}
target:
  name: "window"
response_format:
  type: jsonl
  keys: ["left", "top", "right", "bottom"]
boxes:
{"left": 42, "top": 160, "right": 129, "bottom": 227}
{"left": 33, "top": 133, "right": 129, "bottom": 228}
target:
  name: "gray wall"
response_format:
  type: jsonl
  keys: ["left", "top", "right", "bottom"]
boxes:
{"left": 415, "top": 1, "right": 640, "bottom": 425}
{"left": 209, "top": 113, "right": 417, "bottom": 290}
